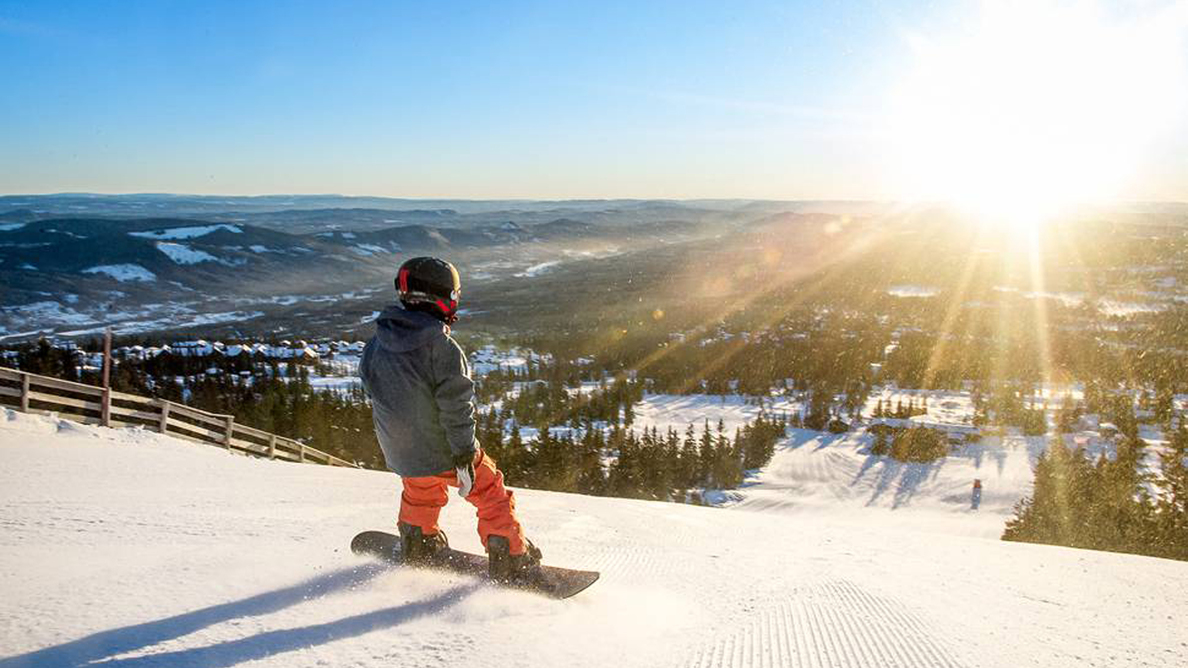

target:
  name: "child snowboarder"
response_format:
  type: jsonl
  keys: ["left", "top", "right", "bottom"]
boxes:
{"left": 971, "top": 478, "right": 983, "bottom": 510}
{"left": 360, "top": 256, "right": 544, "bottom": 585}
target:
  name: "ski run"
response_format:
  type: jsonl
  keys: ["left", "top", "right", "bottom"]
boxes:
{"left": 2, "top": 408, "right": 1186, "bottom": 668}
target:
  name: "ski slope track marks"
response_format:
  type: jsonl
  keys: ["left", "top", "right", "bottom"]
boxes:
{"left": 1, "top": 410, "right": 1186, "bottom": 667}
{"left": 716, "top": 429, "right": 1042, "bottom": 539}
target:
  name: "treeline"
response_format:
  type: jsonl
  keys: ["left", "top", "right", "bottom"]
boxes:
{"left": 475, "top": 371, "right": 646, "bottom": 429}
{"left": 972, "top": 383, "right": 1048, "bottom": 435}
{"left": 478, "top": 412, "right": 786, "bottom": 502}
{"left": 523, "top": 309, "right": 886, "bottom": 401}
{"left": 868, "top": 425, "right": 950, "bottom": 463}
{"left": 1004, "top": 428, "right": 1188, "bottom": 562}
{"left": 3, "top": 337, "right": 786, "bottom": 504}
{"left": 883, "top": 314, "right": 1188, "bottom": 396}
{"left": 871, "top": 396, "right": 929, "bottom": 420}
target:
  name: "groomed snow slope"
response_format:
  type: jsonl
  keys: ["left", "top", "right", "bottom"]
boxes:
{"left": 720, "top": 429, "right": 1040, "bottom": 539}
{"left": 2, "top": 410, "right": 1187, "bottom": 668}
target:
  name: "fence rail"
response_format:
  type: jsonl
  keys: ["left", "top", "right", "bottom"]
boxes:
{"left": 0, "top": 367, "right": 358, "bottom": 468}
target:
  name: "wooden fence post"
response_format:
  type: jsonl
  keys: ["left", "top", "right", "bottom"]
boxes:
{"left": 298, "top": 442, "right": 306, "bottom": 463}
{"left": 223, "top": 415, "right": 234, "bottom": 452}
{"left": 101, "top": 387, "right": 111, "bottom": 427}
{"left": 101, "top": 327, "right": 112, "bottom": 389}
{"left": 158, "top": 400, "right": 171, "bottom": 434}
{"left": 268, "top": 434, "right": 277, "bottom": 460}
{"left": 19, "top": 372, "right": 30, "bottom": 412}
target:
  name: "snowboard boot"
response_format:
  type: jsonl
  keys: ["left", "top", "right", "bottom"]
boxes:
{"left": 397, "top": 522, "right": 449, "bottom": 565}
{"left": 487, "top": 535, "right": 550, "bottom": 590}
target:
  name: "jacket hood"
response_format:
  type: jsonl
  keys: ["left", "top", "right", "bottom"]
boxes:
{"left": 374, "top": 304, "right": 446, "bottom": 353}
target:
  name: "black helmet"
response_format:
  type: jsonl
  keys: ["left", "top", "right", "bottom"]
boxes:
{"left": 396, "top": 256, "right": 462, "bottom": 324}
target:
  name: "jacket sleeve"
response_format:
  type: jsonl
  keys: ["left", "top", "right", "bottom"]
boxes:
{"left": 358, "top": 339, "right": 375, "bottom": 399}
{"left": 430, "top": 334, "right": 479, "bottom": 458}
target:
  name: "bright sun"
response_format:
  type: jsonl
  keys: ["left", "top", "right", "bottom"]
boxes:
{"left": 886, "top": 1, "right": 1187, "bottom": 228}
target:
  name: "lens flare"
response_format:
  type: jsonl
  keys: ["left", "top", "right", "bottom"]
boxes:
{"left": 885, "top": 1, "right": 1188, "bottom": 229}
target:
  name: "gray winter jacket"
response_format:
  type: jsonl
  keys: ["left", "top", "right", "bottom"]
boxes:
{"left": 360, "top": 305, "right": 478, "bottom": 477}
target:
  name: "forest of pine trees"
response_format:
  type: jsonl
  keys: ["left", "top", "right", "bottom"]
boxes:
{"left": 475, "top": 413, "right": 785, "bottom": 501}
{"left": 1003, "top": 427, "right": 1188, "bottom": 562}
{"left": 4, "top": 332, "right": 1186, "bottom": 553}
{"left": 2, "top": 338, "right": 786, "bottom": 506}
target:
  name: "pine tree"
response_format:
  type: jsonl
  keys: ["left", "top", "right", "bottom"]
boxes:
{"left": 679, "top": 423, "right": 698, "bottom": 491}
{"left": 1004, "top": 440, "right": 1094, "bottom": 547}
{"left": 575, "top": 425, "right": 606, "bottom": 496}
{"left": 697, "top": 420, "right": 715, "bottom": 486}
{"left": 1005, "top": 436, "right": 1161, "bottom": 556}
{"left": 871, "top": 429, "right": 889, "bottom": 456}
{"left": 1153, "top": 426, "right": 1188, "bottom": 560}
{"left": 710, "top": 426, "right": 733, "bottom": 488}
{"left": 503, "top": 425, "right": 526, "bottom": 484}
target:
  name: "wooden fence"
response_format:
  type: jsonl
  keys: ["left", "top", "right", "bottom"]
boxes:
{"left": 0, "top": 367, "right": 359, "bottom": 468}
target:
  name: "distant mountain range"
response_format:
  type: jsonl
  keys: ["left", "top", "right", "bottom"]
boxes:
{"left": 3, "top": 194, "right": 1184, "bottom": 341}
{"left": 0, "top": 197, "right": 737, "bottom": 340}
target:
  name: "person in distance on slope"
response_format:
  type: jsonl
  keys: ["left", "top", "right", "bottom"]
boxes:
{"left": 360, "top": 256, "right": 545, "bottom": 586}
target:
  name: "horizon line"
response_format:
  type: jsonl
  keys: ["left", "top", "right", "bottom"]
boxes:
{"left": 2, "top": 192, "right": 1187, "bottom": 207}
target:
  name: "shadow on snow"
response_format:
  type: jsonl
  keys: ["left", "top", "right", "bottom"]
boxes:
{"left": 0, "top": 563, "right": 480, "bottom": 668}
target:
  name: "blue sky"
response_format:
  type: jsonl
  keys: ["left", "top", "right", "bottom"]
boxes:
{"left": 2, "top": 1, "right": 1185, "bottom": 200}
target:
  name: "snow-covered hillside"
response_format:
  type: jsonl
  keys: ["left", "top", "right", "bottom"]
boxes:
{"left": 720, "top": 429, "right": 1039, "bottom": 539}
{"left": 2, "top": 410, "right": 1187, "bottom": 668}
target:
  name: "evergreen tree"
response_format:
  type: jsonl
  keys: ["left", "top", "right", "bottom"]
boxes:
{"left": 1153, "top": 426, "right": 1188, "bottom": 560}
{"left": 575, "top": 426, "right": 606, "bottom": 496}
{"left": 697, "top": 420, "right": 715, "bottom": 486}
{"left": 1004, "top": 441, "right": 1095, "bottom": 547}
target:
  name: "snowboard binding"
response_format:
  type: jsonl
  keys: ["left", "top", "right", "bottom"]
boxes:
{"left": 397, "top": 522, "right": 450, "bottom": 565}
{"left": 487, "top": 535, "right": 552, "bottom": 591}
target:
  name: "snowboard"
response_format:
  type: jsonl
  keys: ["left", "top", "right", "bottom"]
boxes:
{"left": 350, "top": 530, "right": 599, "bottom": 599}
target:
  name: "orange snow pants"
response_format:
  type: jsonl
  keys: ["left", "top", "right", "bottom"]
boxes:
{"left": 398, "top": 449, "right": 528, "bottom": 555}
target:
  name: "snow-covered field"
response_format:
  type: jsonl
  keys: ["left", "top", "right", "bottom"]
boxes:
{"left": 155, "top": 242, "right": 226, "bottom": 266}
{"left": 721, "top": 429, "right": 1039, "bottom": 539}
{"left": 632, "top": 393, "right": 802, "bottom": 435}
{"left": 469, "top": 346, "right": 550, "bottom": 376}
{"left": 81, "top": 264, "right": 157, "bottom": 282}
{"left": 2, "top": 410, "right": 1187, "bottom": 668}
{"left": 129, "top": 224, "right": 243, "bottom": 240}
{"left": 862, "top": 389, "right": 976, "bottom": 426}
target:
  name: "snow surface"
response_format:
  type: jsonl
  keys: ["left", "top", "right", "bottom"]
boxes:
{"left": 632, "top": 393, "right": 801, "bottom": 436}
{"left": 1098, "top": 300, "right": 1165, "bottom": 317}
{"left": 469, "top": 346, "right": 550, "bottom": 376}
{"left": 722, "top": 429, "right": 1037, "bottom": 538}
{"left": 129, "top": 225, "right": 242, "bottom": 240}
{"left": 2, "top": 410, "right": 1187, "bottom": 668}
{"left": 886, "top": 285, "right": 938, "bottom": 298}
{"left": 307, "top": 375, "right": 363, "bottom": 394}
{"left": 514, "top": 261, "right": 560, "bottom": 278}
{"left": 155, "top": 242, "right": 222, "bottom": 265}
{"left": 82, "top": 264, "right": 157, "bottom": 282}
{"left": 351, "top": 244, "right": 389, "bottom": 256}
{"left": 863, "top": 389, "right": 976, "bottom": 427}
{"left": 1023, "top": 290, "right": 1086, "bottom": 308}
{"left": 0, "top": 301, "right": 95, "bottom": 330}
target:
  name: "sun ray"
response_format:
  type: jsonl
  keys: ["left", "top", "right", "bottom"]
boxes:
{"left": 660, "top": 223, "right": 892, "bottom": 395}
{"left": 921, "top": 223, "right": 988, "bottom": 390}
{"left": 1024, "top": 226, "right": 1055, "bottom": 398}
